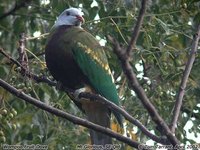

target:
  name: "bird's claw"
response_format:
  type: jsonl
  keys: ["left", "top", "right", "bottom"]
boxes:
{"left": 74, "top": 87, "right": 86, "bottom": 101}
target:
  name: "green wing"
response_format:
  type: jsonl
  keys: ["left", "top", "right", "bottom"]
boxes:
{"left": 73, "top": 29, "right": 119, "bottom": 105}
{"left": 63, "top": 27, "right": 122, "bottom": 125}
{"left": 74, "top": 43, "right": 119, "bottom": 104}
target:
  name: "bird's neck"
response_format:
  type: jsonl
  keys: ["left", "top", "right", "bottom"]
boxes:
{"left": 52, "top": 24, "right": 82, "bottom": 30}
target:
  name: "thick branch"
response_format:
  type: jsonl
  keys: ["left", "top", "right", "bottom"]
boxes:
{"left": 170, "top": 25, "right": 200, "bottom": 133}
{"left": 108, "top": 0, "right": 181, "bottom": 146}
{"left": 0, "top": 78, "right": 141, "bottom": 148}
{"left": 126, "top": 0, "right": 148, "bottom": 56}
{"left": 108, "top": 8, "right": 180, "bottom": 146}
{"left": 0, "top": 0, "right": 32, "bottom": 20}
{"left": 113, "top": 43, "right": 180, "bottom": 145}
{"left": 0, "top": 48, "right": 167, "bottom": 145}
{"left": 79, "top": 93, "right": 168, "bottom": 145}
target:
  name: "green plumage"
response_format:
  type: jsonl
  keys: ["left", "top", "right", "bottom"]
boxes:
{"left": 46, "top": 25, "right": 122, "bottom": 124}
{"left": 71, "top": 29, "right": 119, "bottom": 106}
{"left": 45, "top": 25, "right": 122, "bottom": 145}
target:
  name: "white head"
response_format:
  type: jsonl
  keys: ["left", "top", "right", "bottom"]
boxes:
{"left": 53, "top": 8, "right": 84, "bottom": 28}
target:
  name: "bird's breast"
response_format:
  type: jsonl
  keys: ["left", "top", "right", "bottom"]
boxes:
{"left": 45, "top": 26, "right": 89, "bottom": 90}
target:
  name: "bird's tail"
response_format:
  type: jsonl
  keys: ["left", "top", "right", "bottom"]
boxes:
{"left": 82, "top": 102, "right": 112, "bottom": 145}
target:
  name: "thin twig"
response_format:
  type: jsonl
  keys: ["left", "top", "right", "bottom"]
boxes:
{"left": 28, "top": 51, "right": 45, "bottom": 59}
{"left": 126, "top": 0, "right": 148, "bottom": 56}
{"left": 26, "top": 33, "right": 49, "bottom": 40}
{"left": 170, "top": 25, "right": 200, "bottom": 133}
{"left": 110, "top": 18, "right": 128, "bottom": 45}
{"left": 0, "top": 48, "right": 55, "bottom": 86}
{"left": 0, "top": 78, "right": 142, "bottom": 149}
{"left": 17, "top": 33, "right": 29, "bottom": 73}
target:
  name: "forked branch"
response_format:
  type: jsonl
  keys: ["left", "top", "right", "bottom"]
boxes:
{"left": 108, "top": 0, "right": 180, "bottom": 146}
{"left": 170, "top": 25, "right": 200, "bottom": 133}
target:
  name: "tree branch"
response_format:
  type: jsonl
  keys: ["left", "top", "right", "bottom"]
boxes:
{"left": 109, "top": 36, "right": 180, "bottom": 146}
{"left": 0, "top": 78, "right": 142, "bottom": 149}
{"left": 170, "top": 25, "right": 200, "bottom": 133}
{"left": 126, "top": 0, "right": 148, "bottom": 56}
{"left": 0, "top": 39, "right": 167, "bottom": 145}
{"left": 0, "top": 47, "right": 167, "bottom": 145}
{"left": 0, "top": 45, "right": 174, "bottom": 147}
{"left": 0, "top": 0, "right": 32, "bottom": 20}
{"left": 108, "top": 0, "right": 180, "bottom": 145}
{"left": 79, "top": 92, "right": 168, "bottom": 145}
{"left": 0, "top": 48, "right": 56, "bottom": 86}
{"left": 17, "top": 33, "right": 29, "bottom": 74}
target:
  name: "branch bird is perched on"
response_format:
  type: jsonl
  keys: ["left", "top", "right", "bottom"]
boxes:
{"left": 45, "top": 8, "right": 122, "bottom": 145}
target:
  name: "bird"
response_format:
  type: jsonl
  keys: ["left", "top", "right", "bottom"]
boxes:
{"left": 45, "top": 7, "right": 122, "bottom": 145}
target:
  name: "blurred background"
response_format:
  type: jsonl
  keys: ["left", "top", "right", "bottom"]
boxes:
{"left": 0, "top": 0, "right": 200, "bottom": 149}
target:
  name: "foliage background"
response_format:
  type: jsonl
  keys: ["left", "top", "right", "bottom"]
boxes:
{"left": 0, "top": 0, "right": 200, "bottom": 149}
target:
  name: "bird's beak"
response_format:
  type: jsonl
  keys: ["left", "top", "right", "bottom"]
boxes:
{"left": 76, "top": 15, "right": 85, "bottom": 24}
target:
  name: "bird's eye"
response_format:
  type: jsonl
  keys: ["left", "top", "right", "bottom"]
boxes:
{"left": 66, "top": 11, "right": 70, "bottom": 16}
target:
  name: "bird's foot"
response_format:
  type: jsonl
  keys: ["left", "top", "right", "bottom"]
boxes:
{"left": 74, "top": 87, "right": 87, "bottom": 101}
